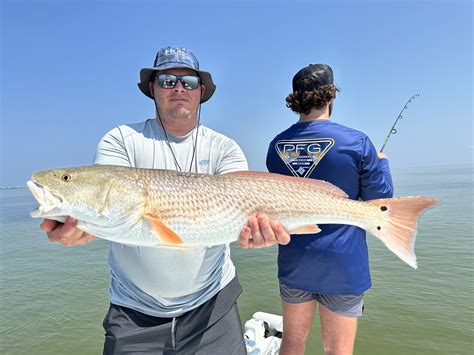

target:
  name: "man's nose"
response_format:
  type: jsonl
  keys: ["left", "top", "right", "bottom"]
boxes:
{"left": 173, "top": 80, "right": 186, "bottom": 91}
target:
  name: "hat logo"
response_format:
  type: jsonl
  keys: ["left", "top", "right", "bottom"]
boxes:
{"left": 163, "top": 48, "right": 187, "bottom": 56}
{"left": 153, "top": 46, "right": 199, "bottom": 70}
{"left": 275, "top": 138, "right": 334, "bottom": 178}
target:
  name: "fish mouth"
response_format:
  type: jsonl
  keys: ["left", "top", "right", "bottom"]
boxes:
{"left": 27, "top": 180, "right": 64, "bottom": 218}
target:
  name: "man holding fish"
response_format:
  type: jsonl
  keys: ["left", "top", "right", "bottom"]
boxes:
{"left": 31, "top": 48, "right": 437, "bottom": 355}
{"left": 39, "top": 46, "right": 290, "bottom": 354}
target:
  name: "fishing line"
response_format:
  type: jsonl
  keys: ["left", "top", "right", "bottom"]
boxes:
{"left": 380, "top": 93, "right": 420, "bottom": 152}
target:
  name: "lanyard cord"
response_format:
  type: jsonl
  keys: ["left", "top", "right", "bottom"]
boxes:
{"left": 153, "top": 99, "right": 201, "bottom": 173}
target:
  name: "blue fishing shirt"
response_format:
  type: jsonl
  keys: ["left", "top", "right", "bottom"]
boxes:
{"left": 266, "top": 120, "right": 393, "bottom": 295}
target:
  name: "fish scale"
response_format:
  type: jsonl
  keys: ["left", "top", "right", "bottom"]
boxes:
{"left": 142, "top": 171, "right": 383, "bottom": 244}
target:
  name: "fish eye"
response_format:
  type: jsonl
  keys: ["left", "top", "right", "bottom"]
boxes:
{"left": 61, "top": 174, "right": 72, "bottom": 182}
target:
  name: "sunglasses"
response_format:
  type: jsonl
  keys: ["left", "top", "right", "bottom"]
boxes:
{"left": 155, "top": 73, "right": 201, "bottom": 90}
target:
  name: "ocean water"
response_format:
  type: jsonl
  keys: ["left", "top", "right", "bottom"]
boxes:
{"left": 0, "top": 164, "right": 472, "bottom": 354}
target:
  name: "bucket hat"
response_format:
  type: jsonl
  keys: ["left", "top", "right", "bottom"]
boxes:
{"left": 138, "top": 46, "right": 216, "bottom": 103}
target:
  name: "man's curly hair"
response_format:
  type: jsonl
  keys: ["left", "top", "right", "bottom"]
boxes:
{"left": 286, "top": 84, "right": 340, "bottom": 115}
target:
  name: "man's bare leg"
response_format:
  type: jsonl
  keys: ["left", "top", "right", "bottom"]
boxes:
{"left": 280, "top": 300, "right": 317, "bottom": 355}
{"left": 319, "top": 304, "right": 358, "bottom": 355}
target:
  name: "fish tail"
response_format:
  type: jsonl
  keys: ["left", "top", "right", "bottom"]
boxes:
{"left": 368, "top": 196, "right": 439, "bottom": 269}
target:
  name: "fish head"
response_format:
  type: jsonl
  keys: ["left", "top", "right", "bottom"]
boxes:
{"left": 27, "top": 165, "right": 144, "bottom": 225}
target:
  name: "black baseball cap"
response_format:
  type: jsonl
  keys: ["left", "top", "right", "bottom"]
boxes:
{"left": 292, "top": 64, "right": 334, "bottom": 92}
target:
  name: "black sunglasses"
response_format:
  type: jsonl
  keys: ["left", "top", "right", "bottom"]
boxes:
{"left": 155, "top": 73, "right": 201, "bottom": 90}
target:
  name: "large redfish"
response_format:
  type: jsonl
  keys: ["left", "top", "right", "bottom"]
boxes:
{"left": 27, "top": 165, "right": 438, "bottom": 268}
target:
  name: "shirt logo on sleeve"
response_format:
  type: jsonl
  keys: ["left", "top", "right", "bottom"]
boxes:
{"left": 275, "top": 138, "right": 334, "bottom": 177}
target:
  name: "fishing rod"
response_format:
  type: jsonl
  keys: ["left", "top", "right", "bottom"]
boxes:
{"left": 380, "top": 93, "right": 420, "bottom": 152}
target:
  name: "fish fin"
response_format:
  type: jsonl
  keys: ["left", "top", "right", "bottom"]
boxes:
{"left": 368, "top": 196, "right": 439, "bottom": 269}
{"left": 289, "top": 224, "right": 321, "bottom": 235}
{"left": 226, "top": 171, "right": 348, "bottom": 198}
{"left": 143, "top": 214, "right": 183, "bottom": 245}
{"left": 151, "top": 244, "right": 193, "bottom": 253}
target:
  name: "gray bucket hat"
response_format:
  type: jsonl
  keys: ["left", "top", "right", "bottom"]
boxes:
{"left": 138, "top": 46, "right": 216, "bottom": 103}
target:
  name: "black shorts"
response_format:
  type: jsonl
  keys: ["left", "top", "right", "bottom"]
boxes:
{"left": 103, "top": 277, "right": 246, "bottom": 355}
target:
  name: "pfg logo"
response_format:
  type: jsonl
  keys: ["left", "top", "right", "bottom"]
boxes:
{"left": 275, "top": 138, "right": 334, "bottom": 177}
{"left": 281, "top": 143, "right": 326, "bottom": 155}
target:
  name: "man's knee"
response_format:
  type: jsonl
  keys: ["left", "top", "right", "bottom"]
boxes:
{"left": 322, "top": 343, "right": 354, "bottom": 355}
{"left": 283, "top": 325, "right": 311, "bottom": 344}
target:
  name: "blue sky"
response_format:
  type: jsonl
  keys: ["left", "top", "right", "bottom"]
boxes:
{"left": 1, "top": 0, "right": 472, "bottom": 187}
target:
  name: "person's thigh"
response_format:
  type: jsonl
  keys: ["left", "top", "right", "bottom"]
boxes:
{"left": 102, "top": 303, "right": 174, "bottom": 355}
{"left": 174, "top": 277, "right": 245, "bottom": 354}
{"left": 318, "top": 295, "right": 361, "bottom": 355}
{"left": 282, "top": 299, "right": 317, "bottom": 340}
{"left": 177, "top": 302, "right": 246, "bottom": 355}
{"left": 279, "top": 283, "right": 318, "bottom": 355}
{"left": 279, "top": 283, "right": 318, "bottom": 341}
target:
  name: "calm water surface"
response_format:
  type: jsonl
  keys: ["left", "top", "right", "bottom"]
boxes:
{"left": 1, "top": 164, "right": 472, "bottom": 354}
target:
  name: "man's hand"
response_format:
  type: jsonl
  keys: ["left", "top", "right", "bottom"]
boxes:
{"left": 377, "top": 152, "right": 388, "bottom": 159}
{"left": 238, "top": 212, "right": 291, "bottom": 248}
{"left": 40, "top": 217, "right": 96, "bottom": 246}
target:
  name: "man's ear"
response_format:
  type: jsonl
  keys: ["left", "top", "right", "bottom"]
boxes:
{"left": 149, "top": 81, "right": 155, "bottom": 98}
{"left": 200, "top": 84, "right": 206, "bottom": 100}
